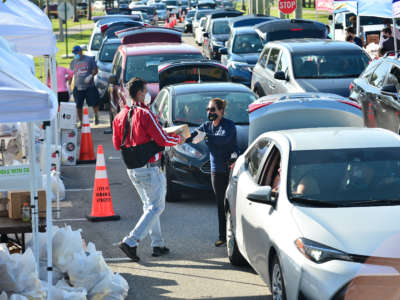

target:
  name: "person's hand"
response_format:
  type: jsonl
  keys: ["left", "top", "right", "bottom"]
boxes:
{"left": 84, "top": 74, "right": 93, "bottom": 84}
{"left": 178, "top": 135, "right": 186, "bottom": 145}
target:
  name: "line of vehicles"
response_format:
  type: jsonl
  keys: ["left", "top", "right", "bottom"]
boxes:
{"left": 85, "top": 3, "right": 400, "bottom": 299}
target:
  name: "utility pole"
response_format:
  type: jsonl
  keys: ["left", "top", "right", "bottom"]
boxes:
{"left": 295, "top": 0, "right": 302, "bottom": 19}
{"left": 87, "top": 0, "right": 92, "bottom": 20}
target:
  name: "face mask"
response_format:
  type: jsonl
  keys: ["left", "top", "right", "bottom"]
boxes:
{"left": 74, "top": 54, "right": 80, "bottom": 60}
{"left": 144, "top": 92, "right": 152, "bottom": 105}
{"left": 383, "top": 35, "right": 388, "bottom": 39}
{"left": 207, "top": 113, "right": 218, "bottom": 121}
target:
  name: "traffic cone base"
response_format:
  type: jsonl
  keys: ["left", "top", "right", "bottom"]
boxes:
{"left": 87, "top": 145, "right": 120, "bottom": 222}
{"left": 78, "top": 107, "right": 96, "bottom": 164}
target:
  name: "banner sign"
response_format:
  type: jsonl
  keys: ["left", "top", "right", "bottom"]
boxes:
{"left": 333, "top": 0, "right": 358, "bottom": 14}
{"left": 316, "top": 0, "right": 333, "bottom": 12}
{"left": 393, "top": 0, "right": 400, "bottom": 18}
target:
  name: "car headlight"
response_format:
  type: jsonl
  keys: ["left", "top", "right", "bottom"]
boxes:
{"left": 175, "top": 143, "right": 204, "bottom": 159}
{"left": 229, "top": 61, "right": 252, "bottom": 72}
{"left": 295, "top": 238, "right": 352, "bottom": 264}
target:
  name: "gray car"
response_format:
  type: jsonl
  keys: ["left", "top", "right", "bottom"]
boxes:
{"left": 251, "top": 39, "right": 371, "bottom": 98}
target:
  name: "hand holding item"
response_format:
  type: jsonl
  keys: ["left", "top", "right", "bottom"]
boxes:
{"left": 178, "top": 134, "right": 186, "bottom": 145}
{"left": 192, "top": 129, "right": 206, "bottom": 144}
{"left": 84, "top": 74, "right": 93, "bottom": 84}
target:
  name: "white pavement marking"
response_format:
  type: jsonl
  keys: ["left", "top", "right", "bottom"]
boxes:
{"left": 66, "top": 188, "right": 93, "bottom": 192}
{"left": 105, "top": 257, "right": 133, "bottom": 263}
{"left": 62, "top": 164, "right": 95, "bottom": 168}
{"left": 54, "top": 218, "right": 87, "bottom": 222}
{"left": 108, "top": 156, "right": 121, "bottom": 160}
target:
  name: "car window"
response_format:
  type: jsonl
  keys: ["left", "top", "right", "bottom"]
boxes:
{"left": 246, "top": 138, "right": 271, "bottom": 181}
{"left": 266, "top": 48, "right": 280, "bottom": 71}
{"left": 112, "top": 51, "right": 121, "bottom": 74}
{"left": 99, "top": 43, "right": 120, "bottom": 62}
{"left": 258, "top": 47, "right": 270, "bottom": 68}
{"left": 277, "top": 51, "right": 290, "bottom": 74}
{"left": 91, "top": 33, "right": 103, "bottom": 51}
{"left": 153, "top": 90, "right": 169, "bottom": 120}
{"left": 360, "top": 59, "right": 381, "bottom": 81}
{"left": 115, "top": 54, "right": 123, "bottom": 80}
{"left": 232, "top": 33, "right": 263, "bottom": 54}
{"left": 212, "top": 20, "right": 230, "bottom": 35}
{"left": 370, "top": 62, "right": 391, "bottom": 88}
{"left": 386, "top": 65, "right": 400, "bottom": 91}
{"left": 260, "top": 146, "right": 281, "bottom": 190}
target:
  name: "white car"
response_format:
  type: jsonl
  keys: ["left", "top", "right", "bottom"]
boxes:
{"left": 195, "top": 16, "right": 207, "bottom": 45}
{"left": 86, "top": 25, "right": 102, "bottom": 57}
{"left": 93, "top": 0, "right": 105, "bottom": 11}
{"left": 226, "top": 127, "right": 400, "bottom": 300}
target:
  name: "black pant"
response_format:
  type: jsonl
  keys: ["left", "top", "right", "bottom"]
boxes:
{"left": 211, "top": 172, "right": 229, "bottom": 241}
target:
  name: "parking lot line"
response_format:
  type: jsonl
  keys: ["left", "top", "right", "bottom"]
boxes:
{"left": 66, "top": 188, "right": 93, "bottom": 192}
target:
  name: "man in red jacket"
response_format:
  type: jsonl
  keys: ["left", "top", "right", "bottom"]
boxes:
{"left": 113, "top": 77, "right": 185, "bottom": 262}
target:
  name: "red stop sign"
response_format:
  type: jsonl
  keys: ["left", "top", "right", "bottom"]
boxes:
{"left": 279, "top": 0, "right": 297, "bottom": 14}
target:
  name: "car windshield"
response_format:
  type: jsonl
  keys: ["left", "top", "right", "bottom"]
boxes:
{"left": 266, "top": 29, "right": 325, "bottom": 42}
{"left": 125, "top": 53, "right": 203, "bottom": 83}
{"left": 212, "top": 20, "right": 230, "bottom": 34}
{"left": 154, "top": 3, "right": 166, "bottom": 8}
{"left": 99, "top": 43, "right": 120, "bottom": 62}
{"left": 91, "top": 33, "right": 103, "bottom": 50}
{"left": 195, "top": 9, "right": 212, "bottom": 20}
{"left": 345, "top": 14, "right": 386, "bottom": 27}
{"left": 181, "top": 0, "right": 188, "bottom": 5}
{"left": 292, "top": 53, "right": 370, "bottom": 79}
{"left": 289, "top": 147, "right": 400, "bottom": 207}
{"left": 173, "top": 91, "right": 255, "bottom": 125}
{"left": 166, "top": 0, "right": 177, "bottom": 5}
{"left": 187, "top": 10, "right": 195, "bottom": 17}
{"left": 232, "top": 33, "right": 263, "bottom": 54}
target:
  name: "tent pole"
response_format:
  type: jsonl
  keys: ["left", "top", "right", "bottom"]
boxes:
{"left": 333, "top": 13, "right": 335, "bottom": 40}
{"left": 28, "top": 122, "right": 39, "bottom": 269}
{"left": 394, "top": 18, "right": 398, "bottom": 55}
{"left": 356, "top": 15, "right": 360, "bottom": 37}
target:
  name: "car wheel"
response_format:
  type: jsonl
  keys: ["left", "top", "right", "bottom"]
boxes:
{"left": 270, "top": 255, "right": 287, "bottom": 300}
{"left": 255, "top": 87, "right": 265, "bottom": 98}
{"left": 226, "top": 209, "right": 247, "bottom": 266}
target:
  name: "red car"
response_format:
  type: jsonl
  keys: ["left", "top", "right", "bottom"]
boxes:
{"left": 108, "top": 27, "right": 203, "bottom": 122}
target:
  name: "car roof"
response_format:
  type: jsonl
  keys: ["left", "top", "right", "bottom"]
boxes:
{"left": 268, "top": 38, "right": 365, "bottom": 54}
{"left": 122, "top": 43, "right": 202, "bottom": 56}
{"left": 229, "top": 15, "right": 277, "bottom": 26}
{"left": 256, "top": 18, "right": 325, "bottom": 33}
{"left": 170, "top": 82, "right": 253, "bottom": 95}
{"left": 232, "top": 26, "right": 257, "bottom": 34}
{"left": 211, "top": 17, "right": 230, "bottom": 23}
{"left": 270, "top": 128, "right": 400, "bottom": 151}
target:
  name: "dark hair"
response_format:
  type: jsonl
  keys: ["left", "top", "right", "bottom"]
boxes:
{"left": 383, "top": 27, "right": 392, "bottom": 35}
{"left": 127, "top": 77, "right": 146, "bottom": 100}
{"left": 210, "top": 98, "right": 227, "bottom": 112}
{"left": 346, "top": 27, "right": 355, "bottom": 34}
{"left": 345, "top": 35, "right": 354, "bottom": 42}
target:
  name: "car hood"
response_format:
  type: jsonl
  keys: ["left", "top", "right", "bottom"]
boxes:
{"left": 213, "top": 34, "right": 230, "bottom": 42}
{"left": 147, "top": 82, "right": 159, "bottom": 100}
{"left": 230, "top": 53, "right": 260, "bottom": 65}
{"left": 188, "top": 124, "right": 248, "bottom": 154}
{"left": 292, "top": 205, "right": 400, "bottom": 257}
{"left": 296, "top": 78, "right": 353, "bottom": 97}
{"left": 97, "top": 61, "right": 113, "bottom": 73}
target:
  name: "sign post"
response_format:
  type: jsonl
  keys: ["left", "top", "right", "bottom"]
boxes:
{"left": 58, "top": 1, "right": 74, "bottom": 59}
{"left": 279, "top": 0, "right": 297, "bottom": 15}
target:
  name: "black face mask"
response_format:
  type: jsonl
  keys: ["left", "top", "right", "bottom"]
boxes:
{"left": 207, "top": 113, "right": 218, "bottom": 121}
{"left": 383, "top": 35, "right": 388, "bottom": 39}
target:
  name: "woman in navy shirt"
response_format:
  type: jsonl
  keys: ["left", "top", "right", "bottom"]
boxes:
{"left": 187, "top": 98, "right": 238, "bottom": 247}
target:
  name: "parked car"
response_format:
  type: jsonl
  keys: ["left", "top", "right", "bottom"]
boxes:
{"left": 162, "top": 0, "right": 179, "bottom": 17}
{"left": 77, "top": 2, "right": 88, "bottom": 16}
{"left": 225, "top": 127, "right": 400, "bottom": 300}
{"left": 194, "top": 16, "right": 207, "bottom": 45}
{"left": 228, "top": 14, "right": 277, "bottom": 29}
{"left": 92, "top": 14, "right": 142, "bottom": 24}
{"left": 221, "top": 0, "right": 233, "bottom": 9}
{"left": 196, "top": 0, "right": 216, "bottom": 9}
{"left": 220, "top": 26, "right": 264, "bottom": 86}
{"left": 130, "top": 5, "right": 157, "bottom": 24}
{"left": 203, "top": 18, "right": 231, "bottom": 60}
{"left": 192, "top": 9, "right": 214, "bottom": 36}
{"left": 183, "top": 9, "right": 196, "bottom": 32}
{"left": 350, "top": 56, "right": 400, "bottom": 134}
{"left": 151, "top": 2, "right": 168, "bottom": 20}
{"left": 93, "top": 0, "right": 106, "bottom": 11}
{"left": 251, "top": 39, "right": 371, "bottom": 98}
{"left": 152, "top": 82, "right": 256, "bottom": 201}
{"left": 255, "top": 19, "right": 327, "bottom": 43}
{"left": 44, "top": 3, "right": 58, "bottom": 18}
{"left": 247, "top": 92, "right": 363, "bottom": 143}
{"left": 108, "top": 27, "right": 203, "bottom": 123}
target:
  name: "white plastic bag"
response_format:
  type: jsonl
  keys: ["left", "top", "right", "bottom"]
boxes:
{"left": 9, "top": 295, "right": 28, "bottom": 300}
{"left": 0, "top": 291, "right": 8, "bottom": 300}
{"left": 42, "top": 172, "right": 66, "bottom": 202}
{"left": 67, "top": 243, "right": 111, "bottom": 293}
{"left": 52, "top": 226, "right": 85, "bottom": 273}
{"left": 192, "top": 129, "right": 206, "bottom": 144}
{"left": 50, "top": 280, "right": 87, "bottom": 300}
{"left": 88, "top": 273, "right": 129, "bottom": 300}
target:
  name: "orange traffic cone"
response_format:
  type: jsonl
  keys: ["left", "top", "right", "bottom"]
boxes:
{"left": 78, "top": 107, "right": 96, "bottom": 164}
{"left": 173, "top": 14, "right": 177, "bottom": 26}
{"left": 87, "top": 145, "right": 120, "bottom": 222}
{"left": 164, "top": 19, "right": 169, "bottom": 27}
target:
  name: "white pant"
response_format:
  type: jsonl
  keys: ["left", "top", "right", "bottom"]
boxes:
{"left": 123, "top": 166, "right": 166, "bottom": 248}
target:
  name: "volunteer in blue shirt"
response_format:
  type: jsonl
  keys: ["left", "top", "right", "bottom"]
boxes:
{"left": 187, "top": 98, "right": 238, "bottom": 247}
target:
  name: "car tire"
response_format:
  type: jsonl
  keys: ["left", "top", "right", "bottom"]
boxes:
{"left": 255, "top": 87, "right": 265, "bottom": 98}
{"left": 270, "top": 255, "right": 287, "bottom": 300}
{"left": 226, "top": 209, "right": 247, "bottom": 266}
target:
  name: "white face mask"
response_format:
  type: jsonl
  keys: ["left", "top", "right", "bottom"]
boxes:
{"left": 144, "top": 92, "right": 152, "bottom": 105}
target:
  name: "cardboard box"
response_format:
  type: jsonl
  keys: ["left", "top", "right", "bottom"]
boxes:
{"left": 164, "top": 124, "right": 191, "bottom": 139}
{"left": 7, "top": 190, "right": 46, "bottom": 220}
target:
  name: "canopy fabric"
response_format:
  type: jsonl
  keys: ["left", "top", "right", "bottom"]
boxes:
{"left": 0, "top": 0, "right": 56, "bottom": 56}
{"left": 333, "top": 0, "right": 393, "bottom": 18}
{"left": 0, "top": 37, "right": 57, "bottom": 122}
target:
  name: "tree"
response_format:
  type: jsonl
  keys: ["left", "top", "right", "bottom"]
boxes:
{"left": 73, "top": 0, "right": 79, "bottom": 22}
{"left": 87, "top": 0, "right": 92, "bottom": 20}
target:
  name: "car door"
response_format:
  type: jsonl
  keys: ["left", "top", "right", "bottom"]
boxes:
{"left": 263, "top": 48, "right": 280, "bottom": 95}
{"left": 252, "top": 47, "right": 270, "bottom": 96}
{"left": 272, "top": 48, "right": 291, "bottom": 94}
{"left": 365, "top": 61, "right": 392, "bottom": 130}
{"left": 109, "top": 51, "right": 122, "bottom": 114}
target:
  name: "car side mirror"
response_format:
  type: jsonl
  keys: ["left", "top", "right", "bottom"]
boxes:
{"left": 246, "top": 186, "right": 274, "bottom": 205}
{"left": 108, "top": 75, "right": 118, "bottom": 85}
{"left": 80, "top": 44, "right": 88, "bottom": 51}
{"left": 203, "top": 32, "right": 209, "bottom": 38}
{"left": 219, "top": 47, "right": 228, "bottom": 55}
{"left": 381, "top": 84, "right": 398, "bottom": 97}
{"left": 274, "top": 71, "right": 287, "bottom": 81}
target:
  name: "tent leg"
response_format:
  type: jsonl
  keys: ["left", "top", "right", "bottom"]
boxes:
{"left": 28, "top": 122, "right": 39, "bottom": 270}
{"left": 44, "top": 121, "right": 53, "bottom": 299}
{"left": 394, "top": 18, "right": 398, "bottom": 55}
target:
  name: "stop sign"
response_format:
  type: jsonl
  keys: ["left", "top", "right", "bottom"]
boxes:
{"left": 279, "top": 0, "right": 297, "bottom": 14}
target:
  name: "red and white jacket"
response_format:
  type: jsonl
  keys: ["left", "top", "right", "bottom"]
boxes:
{"left": 112, "top": 102, "right": 181, "bottom": 163}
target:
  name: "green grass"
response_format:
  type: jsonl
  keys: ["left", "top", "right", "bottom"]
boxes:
{"left": 51, "top": 17, "right": 93, "bottom": 32}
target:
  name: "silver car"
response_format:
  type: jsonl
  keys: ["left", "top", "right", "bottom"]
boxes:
{"left": 226, "top": 127, "right": 400, "bottom": 300}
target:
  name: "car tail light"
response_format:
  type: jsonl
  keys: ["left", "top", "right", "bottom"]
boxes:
{"left": 349, "top": 83, "right": 354, "bottom": 91}
{"left": 100, "top": 24, "right": 109, "bottom": 34}
{"left": 338, "top": 100, "right": 361, "bottom": 110}
{"left": 290, "top": 28, "right": 304, "bottom": 31}
{"left": 248, "top": 101, "right": 273, "bottom": 114}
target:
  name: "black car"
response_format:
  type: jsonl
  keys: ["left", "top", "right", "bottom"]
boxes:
{"left": 203, "top": 18, "right": 231, "bottom": 60}
{"left": 251, "top": 39, "right": 370, "bottom": 97}
{"left": 228, "top": 14, "right": 277, "bottom": 29}
{"left": 152, "top": 82, "right": 256, "bottom": 201}
{"left": 131, "top": 5, "right": 157, "bottom": 24}
{"left": 350, "top": 56, "right": 400, "bottom": 133}
{"left": 184, "top": 9, "right": 196, "bottom": 32}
